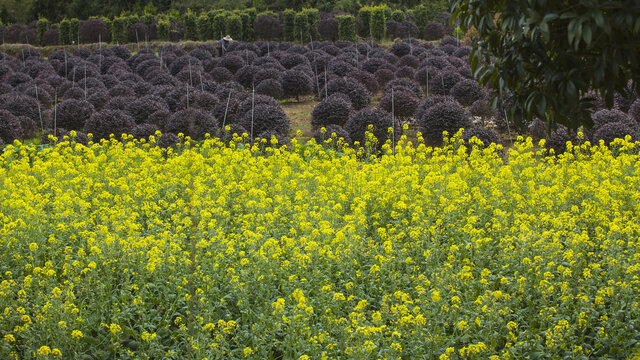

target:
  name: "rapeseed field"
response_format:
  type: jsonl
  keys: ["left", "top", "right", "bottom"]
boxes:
{"left": 1, "top": 131, "right": 639, "bottom": 359}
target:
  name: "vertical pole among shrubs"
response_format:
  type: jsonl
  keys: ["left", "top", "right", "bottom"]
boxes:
{"left": 222, "top": 91, "right": 231, "bottom": 130}
{"left": 35, "top": 84, "right": 43, "bottom": 133}
{"left": 391, "top": 87, "right": 395, "bottom": 154}
{"left": 250, "top": 87, "right": 255, "bottom": 141}
{"left": 84, "top": 64, "right": 87, "bottom": 100}
{"left": 54, "top": 90, "right": 58, "bottom": 138}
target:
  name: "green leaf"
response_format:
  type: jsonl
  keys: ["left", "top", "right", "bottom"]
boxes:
{"left": 583, "top": 25, "right": 592, "bottom": 45}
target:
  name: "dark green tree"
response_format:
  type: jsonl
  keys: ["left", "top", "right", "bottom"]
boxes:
{"left": 357, "top": 7, "right": 372, "bottom": 37}
{"left": 293, "top": 11, "right": 309, "bottom": 43}
{"left": 336, "top": 14, "right": 355, "bottom": 41}
{"left": 370, "top": 6, "right": 386, "bottom": 40}
{"left": 30, "top": 0, "right": 67, "bottom": 22}
{"left": 183, "top": 10, "right": 198, "bottom": 40}
{"left": 196, "top": 13, "right": 211, "bottom": 40}
{"left": 283, "top": 9, "right": 296, "bottom": 41}
{"left": 213, "top": 12, "right": 227, "bottom": 39}
{"left": 452, "top": 0, "right": 640, "bottom": 130}
{"left": 36, "top": 17, "right": 50, "bottom": 46}
{"left": 226, "top": 14, "right": 243, "bottom": 41}
{"left": 59, "top": 18, "right": 71, "bottom": 44}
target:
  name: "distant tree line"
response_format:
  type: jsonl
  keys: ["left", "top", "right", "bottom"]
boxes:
{"left": 0, "top": 3, "right": 453, "bottom": 46}
{"left": 0, "top": 0, "right": 446, "bottom": 24}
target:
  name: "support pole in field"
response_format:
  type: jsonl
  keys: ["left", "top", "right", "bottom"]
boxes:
{"left": 222, "top": 91, "right": 231, "bottom": 130}
{"left": 391, "top": 87, "right": 395, "bottom": 154}
{"left": 35, "top": 84, "right": 43, "bottom": 133}
{"left": 250, "top": 86, "right": 255, "bottom": 141}
{"left": 53, "top": 90, "right": 58, "bottom": 140}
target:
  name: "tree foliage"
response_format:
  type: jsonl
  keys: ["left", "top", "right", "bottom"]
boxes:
{"left": 452, "top": 0, "right": 640, "bottom": 130}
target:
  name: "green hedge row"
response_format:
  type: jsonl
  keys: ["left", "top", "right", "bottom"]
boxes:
{"left": 23, "top": 2, "right": 448, "bottom": 46}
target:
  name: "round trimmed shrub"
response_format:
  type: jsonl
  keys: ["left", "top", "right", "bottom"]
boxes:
{"left": 374, "top": 69, "right": 395, "bottom": 87}
{"left": 324, "top": 78, "right": 371, "bottom": 110}
{"left": 348, "top": 70, "right": 380, "bottom": 93}
{"left": 148, "top": 109, "right": 172, "bottom": 129}
{"left": 453, "top": 46, "right": 472, "bottom": 58}
{"left": 384, "top": 78, "right": 423, "bottom": 98}
{"left": 395, "top": 66, "right": 416, "bottom": 79}
{"left": 108, "top": 84, "right": 135, "bottom": 98}
{"left": 426, "top": 56, "right": 450, "bottom": 70}
{"left": 280, "top": 70, "right": 313, "bottom": 100}
{"left": 147, "top": 71, "right": 176, "bottom": 86}
{"left": 183, "top": 91, "right": 219, "bottom": 113}
{"left": 318, "top": 18, "right": 339, "bottom": 41}
{"left": 328, "top": 60, "right": 356, "bottom": 77}
{"left": 212, "top": 97, "right": 241, "bottom": 126}
{"left": 239, "top": 104, "right": 290, "bottom": 138}
{"left": 345, "top": 108, "right": 402, "bottom": 147}
{"left": 125, "top": 96, "right": 169, "bottom": 124}
{"left": 314, "top": 124, "right": 351, "bottom": 145}
{"left": 419, "top": 100, "right": 471, "bottom": 146}
{"left": 545, "top": 126, "right": 577, "bottom": 154}
{"left": 593, "top": 122, "right": 638, "bottom": 145}
{"left": 6, "top": 72, "right": 32, "bottom": 87}
{"left": 256, "top": 79, "right": 284, "bottom": 99}
{"left": 470, "top": 98, "right": 495, "bottom": 120}
{"left": 128, "top": 23, "right": 150, "bottom": 43}
{"left": 312, "top": 93, "right": 352, "bottom": 127}
{"left": 253, "top": 68, "right": 282, "bottom": 86}
{"left": 440, "top": 44, "right": 458, "bottom": 55}
{"left": 254, "top": 14, "right": 281, "bottom": 41}
{"left": 189, "top": 48, "right": 213, "bottom": 62}
{"left": 389, "top": 42, "right": 411, "bottom": 58}
{"left": 217, "top": 123, "right": 247, "bottom": 138}
{"left": 280, "top": 53, "right": 309, "bottom": 70}
{"left": 132, "top": 123, "right": 160, "bottom": 140}
{"left": 209, "top": 67, "right": 233, "bottom": 83}
{"left": 84, "top": 110, "right": 136, "bottom": 140}
{"left": 16, "top": 116, "right": 37, "bottom": 139}
{"left": 237, "top": 94, "right": 279, "bottom": 117}
{"left": 55, "top": 99, "right": 95, "bottom": 130}
{"left": 43, "top": 29, "right": 59, "bottom": 46}
{"left": 429, "top": 71, "right": 462, "bottom": 95}
{"left": 440, "top": 36, "right": 460, "bottom": 47}
{"left": 111, "top": 46, "right": 132, "bottom": 60}
{"left": 629, "top": 99, "right": 640, "bottom": 123}
{"left": 362, "top": 58, "right": 386, "bottom": 74}
{"left": 378, "top": 88, "right": 420, "bottom": 119}
{"left": 450, "top": 79, "right": 483, "bottom": 106}
{"left": 415, "top": 66, "right": 440, "bottom": 88}
{"left": 0, "top": 110, "right": 23, "bottom": 143}
{"left": 398, "top": 55, "right": 420, "bottom": 69}
{"left": 1, "top": 94, "right": 41, "bottom": 125}
{"left": 79, "top": 19, "right": 110, "bottom": 43}
{"left": 104, "top": 96, "right": 136, "bottom": 112}
{"left": 165, "top": 108, "right": 217, "bottom": 140}
{"left": 169, "top": 56, "right": 202, "bottom": 76}
{"left": 424, "top": 22, "right": 445, "bottom": 41}
{"left": 614, "top": 88, "right": 638, "bottom": 113}
{"left": 87, "top": 89, "right": 109, "bottom": 111}
{"left": 528, "top": 118, "right": 548, "bottom": 140}
{"left": 462, "top": 126, "right": 500, "bottom": 148}
{"left": 234, "top": 65, "right": 258, "bottom": 88}
{"left": 218, "top": 55, "right": 245, "bottom": 74}
{"left": 592, "top": 109, "right": 633, "bottom": 127}
{"left": 214, "top": 82, "right": 248, "bottom": 102}
{"left": 158, "top": 132, "right": 180, "bottom": 148}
